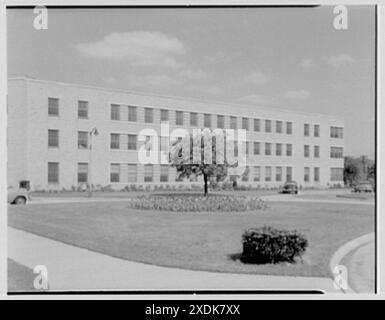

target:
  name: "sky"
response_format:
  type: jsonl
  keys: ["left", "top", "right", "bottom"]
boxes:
{"left": 7, "top": 6, "right": 375, "bottom": 157}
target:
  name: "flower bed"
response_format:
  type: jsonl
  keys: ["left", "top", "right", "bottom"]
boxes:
{"left": 126, "top": 194, "right": 266, "bottom": 212}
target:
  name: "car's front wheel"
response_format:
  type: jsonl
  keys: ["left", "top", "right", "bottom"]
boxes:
{"left": 14, "top": 196, "right": 26, "bottom": 205}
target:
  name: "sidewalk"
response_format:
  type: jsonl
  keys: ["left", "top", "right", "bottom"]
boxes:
{"left": 345, "top": 241, "right": 375, "bottom": 293}
{"left": 8, "top": 227, "right": 340, "bottom": 293}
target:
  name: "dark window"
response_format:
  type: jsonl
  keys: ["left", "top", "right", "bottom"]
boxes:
{"left": 314, "top": 124, "right": 320, "bottom": 137}
{"left": 144, "top": 165, "right": 153, "bottom": 182}
{"left": 286, "top": 167, "right": 292, "bottom": 182}
{"left": 276, "top": 143, "right": 282, "bottom": 156}
{"left": 265, "top": 143, "right": 271, "bottom": 156}
{"left": 254, "top": 119, "right": 260, "bottom": 132}
{"left": 304, "top": 123, "right": 310, "bottom": 136}
{"left": 190, "top": 112, "right": 198, "bottom": 126}
{"left": 48, "top": 162, "right": 59, "bottom": 184}
{"left": 160, "top": 109, "right": 169, "bottom": 122}
{"left": 286, "top": 144, "right": 292, "bottom": 156}
{"left": 265, "top": 166, "right": 272, "bottom": 182}
{"left": 128, "top": 106, "right": 137, "bottom": 122}
{"left": 127, "top": 135, "right": 137, "bottom": 150}
{"left": 286, "top": 122, "right": 292, "bottom": 134}
{"left": 276, "top": 121, "right": 282, "bottom": 133}
{"left": 160, "top": 165, "right": 169, "bottom": 182}
{"left": 144, "top": 108, "right": 154, "bottom": 123}
{"left": 314, "top": 167, "right": 320, "bottom": 182}
{"left": 253, "top": 142, "right": 260, "bottom": 155}
{"left": 77, "top": 163, "right": 88, "bottom": 183}
{"left": 111, "top": 104, "right": 120, "bottom": 120}
{"left": 276, "top": 167, "right": 282, "bottom": 181}
{"left": 110, "top": 133, "right": 120, "bottom": 149}
{"left": 78, "top": 131, "right": 88, "bottom": 149}
{"left": 78, "top": 101, "right": 88, "bottom": 119}
{"left": 204, "top": 114, "right": 211, "bottom": 128}
{"left": 48, "top": 98, "right": 59, "bottom": 116}
{"left": 110, "top": 163, "right": 120, "bottom": 183}
{"left": 230, "top": 116, "right": 237, "bottom": 130}
{"left": 217, "top": 115, "right": 224, "bottom": 129}
{"left": 265, "top": 120, "right": 272, "bottom": 133}
{"left": 304, "top": 145, "right": 310, "bottom": 157}
{"left": 314, "top": 145, "right": 320, "bottom": 158}
{"left": 176, "top": 111, "right": 184, "bottom": 126}
{"left": 48, "top": 129, "right": 59, "bottom": 147}
{"left": 330, "top": 146, "right": 343, "bottom": 158}
{"left": 304, "top": 167, "right": 310, "bottom": 182}
{"left": 242, "top": 117, "right": 249, "bottom": 130}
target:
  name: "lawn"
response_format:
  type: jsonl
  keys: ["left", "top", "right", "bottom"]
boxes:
{"left": 8, "top": 198, "right": 374, "bottom": 278}
{"left": 8, "top": 259, "right": 36, "bottom": 292}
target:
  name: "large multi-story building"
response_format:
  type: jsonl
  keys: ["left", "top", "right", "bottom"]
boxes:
{"left": 7, "top": 77, "right": 345, "bottom": 190}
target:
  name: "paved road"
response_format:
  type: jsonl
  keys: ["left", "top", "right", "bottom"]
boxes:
{"left": 8, "top": 227, "right": 340, "bottom": 293}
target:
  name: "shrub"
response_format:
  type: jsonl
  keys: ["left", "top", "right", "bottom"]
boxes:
{"left": 126, "top": 194, "right": 266, "bottom": 212}
{"left": 241, "top": 226, "right": 308, "bottom": 264}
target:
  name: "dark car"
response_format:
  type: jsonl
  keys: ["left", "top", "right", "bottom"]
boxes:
{"left": 280, "top": 181, "right": 299, "bottom": 194}
{"left": 352, "top": 181, "right": 374, "bottom": 193}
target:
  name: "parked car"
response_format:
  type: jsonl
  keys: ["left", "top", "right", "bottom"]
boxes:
{"left": 352, "top": 181, "right": 374, "bottom": 193}
{"left": 7, "top": 187, "right": 30, "bottom": 205}
{"left": 280, "top": 181, "right": 299, "bottom": 194}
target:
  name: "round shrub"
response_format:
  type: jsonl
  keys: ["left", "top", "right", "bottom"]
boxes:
{"left": 241, "top": 226, "right": 308, "bottom": 264}
{"left": 126, "top": 194, "right": 266, "bottom": 212}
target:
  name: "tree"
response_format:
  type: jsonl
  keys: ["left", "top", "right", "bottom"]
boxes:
{"left": 344, "top": 156, "right": 360, "bottom": 186}
{"left": 169, "top": 130, "right": 237, "bottom": 196}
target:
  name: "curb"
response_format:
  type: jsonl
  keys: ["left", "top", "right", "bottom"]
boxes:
{"left": 329, "top": 233, "right": 374, "bottom": 294}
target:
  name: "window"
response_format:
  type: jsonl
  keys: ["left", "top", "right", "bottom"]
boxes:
{"left": 254, "top": 119, "right": 260, "bottom": 132}
{"left": 77, "top": 163, "right": 88, "bottom": 184}
{"left": 265, "top": 143, "right": 271, "bottom": 155}
{"left": 245, "top": 142, "right": 250, "bottom": 155}
{"left": 286, "top": 144, "right": 292, "bottom": 156}
{"left": 276, "top": 121, "right": 282, "bottom": 133}
{"left": 242, "top": 166, "right": 250, "bottom": 182}
{"left": 144, "top": 108, "right": 154, "bottom": 123}
{"left": 286, "top": 167, "right": 292, "bottom": 182}
{"left": 242, "top": 117, "right": 249, "bottom": 130}
{"left": 48, "top": 129, "right": 59, "bottom": 147}
{"left": 110, "top": 133, "right": 120, "bottom": 149}
{"left": 48, "top": 162, "right": 59, "bottom": 184}
{"left": 330, "top": 126, "right": 344, "bottom": 138}
{"left": 127, "top": 164, "right": 137, "bottom": 182}
{"left": 48, "top": 98, "right": 59, "bottom": 116}
{"left": 265, "top": 120, "right": 272, "bottom": 133}
{"left": 331, "top": 168, "right": 343, "bottom": 181}
{"left": 314, "top": 145, "right": 320, "bottom": 158}
{"left": 144, "top": 165, "right": 153, "bottom": 182}
{"left": 286, "top": 122, "right": 292, "bottom": 135}
{"left": 304, "top": 167, "right": 310, "bottom": 182}
{"left": 304, "top": 123, "right": 310, "bottom": 136}
{"left": 111, "top": 104, "right": 120, "bottom": 120}
{"left": 234, "top": 142, "right": 238, "bottom": 157}
{"left": 330, "top": 146, "right": 343, "bottom": 158}
{"left": 253, "top": 166, "right": 261, "bottom": 182}
{"left": 110, "top": 163, "right": 120, "bottom": 183}
{"left": 314, "top": 124, "right": 320, "bottom": 137}
{"left": 304, "top": 145, "right": 310, "bottom": 157}
{"left": 127, "top": 134, "right": 137, "bottom": 150}
{"left": 276, "top": 167, "right": 282, "bottom": 181}
{"left": 314, "top": 167, "right": 320, "bottom": 182}
{"left": 78, "top": 131, "right": 88, "bottom": 149}
{"left": 276, "top": 143, "right": 282, "bottom": 156}
{"left": 78, "top": 101, "right": 88, "bottom": 119}
{"left": 176, "top": 111, "right": 184, "bottom": 126}
{"left": 265, "top": 166, "right": 272, "bottom": 182}
{"left": 217, "top": 115, "right": 224, "bottom": 129}
{"left": 160, "top": 165, "right": 169, "bottom": 182}
{"left": 253, "top": 142, "right": 260, "bottom": 155}
{"left": 204, "top": 114, "right": 211, "bottom": 128}
{"left": 128, "top": 106, "right": 137, "bottom": 122}
{"left": 160, "top": 109, "right": 169, "bottom": 122}
{"left": 190, "top": 112, "right": 198, "bottom": 126}
{"left": 230, "top": 116, "right": 237, "bottom": 129}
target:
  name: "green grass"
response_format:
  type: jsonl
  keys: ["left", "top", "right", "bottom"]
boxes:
{"left": 8, "top": 259, "right": 36, "bottom": 292}
{"left": 8, "top": 199, "right": 374, "bottom": 277}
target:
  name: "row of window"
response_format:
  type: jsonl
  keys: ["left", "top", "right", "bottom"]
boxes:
{"left": 48, "top": 130, "right": 344, "bottom": 159}
{"left": 47, "top": 162, "right": 344, "bottom": 184}
{"left": 48, "top": 97, "right": 344, "bottom": 139}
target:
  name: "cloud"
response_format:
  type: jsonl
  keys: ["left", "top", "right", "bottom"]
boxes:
{"left": 300, "top": 58, "right": 314, "bottom": 68}
{"left": 243, "top": 71, "right": 269, "bottom": 85}
{"left": 284, "top": 90, "right": 311, "bottom": 100}
{"left": 76, "top": 31, "right": 185, "bottom": 69}
{"left": 125, "top": 74, "right": 181, "bottom": 88}
{"left": 178, "top": 69, "right": 209, "bottom": 80}
{"left": 238, "top": 94, "right": 279, "bottom": 106}
{"left": 327, "top": 54, "right": 355, "bottom": 68}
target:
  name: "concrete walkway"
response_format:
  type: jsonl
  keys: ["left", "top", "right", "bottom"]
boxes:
{"left": 346, "top": 241, "right": 375, "bottom": 293}
{"left": 8, "top": 227, "right": 340, "bottom": 293}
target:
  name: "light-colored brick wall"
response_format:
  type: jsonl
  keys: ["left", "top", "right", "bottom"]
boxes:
{"left": 8, "top": 77, "right": 345, "bottom": 190}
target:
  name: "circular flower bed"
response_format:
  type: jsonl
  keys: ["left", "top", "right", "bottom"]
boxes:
{"left": 127, "top": 194, "right": 266, "bottom": 212}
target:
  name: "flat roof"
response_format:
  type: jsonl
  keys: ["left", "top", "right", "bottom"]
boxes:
{"left": 8, "top": 76, "right": 344, "bottom": 121}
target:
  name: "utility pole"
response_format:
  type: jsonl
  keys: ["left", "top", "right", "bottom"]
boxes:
{"left": 88, "top": 127, "right": 99, "bottom": 197}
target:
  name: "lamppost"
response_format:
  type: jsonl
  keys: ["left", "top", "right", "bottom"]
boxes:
{"left": 88, "top": 127, "right": 99, "bottom": 198}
